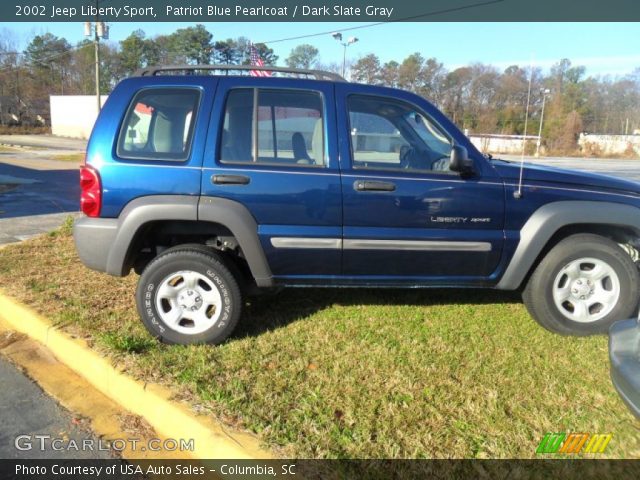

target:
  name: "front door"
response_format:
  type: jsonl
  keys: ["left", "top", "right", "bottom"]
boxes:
{"left": 337, "top": 88, "right": 505, "bottom": 284}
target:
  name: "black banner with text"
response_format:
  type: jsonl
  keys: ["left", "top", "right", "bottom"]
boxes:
{"left": 4, "top": 0, "right": 640, "bottom": 22}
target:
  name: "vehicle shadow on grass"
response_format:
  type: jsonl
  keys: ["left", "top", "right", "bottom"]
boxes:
{"left": 234, "top": 288, "right": 522, "bottom": 339}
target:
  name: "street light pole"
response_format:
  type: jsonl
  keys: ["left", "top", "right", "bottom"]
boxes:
{"left": 342, "top": 43, "right": 347, "bottom": 78}
{"left": 332, "top": 32, "right": 358, "bottom": 78}
{"left": 535, "top": 88, "right": 550, "bottom": 157}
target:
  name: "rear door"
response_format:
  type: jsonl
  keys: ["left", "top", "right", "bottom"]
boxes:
{"left": 336, "top": 85, "right": 505, "bottom": 284}
{"left": 201, "top": 77, "right": 342, "bottom": 279}
{"left": 96, "top": 76, "right": 217, "bottom": 217}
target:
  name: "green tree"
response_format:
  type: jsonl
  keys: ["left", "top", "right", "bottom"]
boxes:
{"left": 168, "top": 25, "right": 213, "bottom": 64}
{"left": 351, "top": 54, "right": 381, "bottom": 84}
{"left": 119, "top": 30, "right": 156, "bottom": 74}
{"left": 379, "top": 60, "right": 400, "bottom": 88}
{"left": 24, "top": 33, "right": 72, "bottom": 95}
{"left": 244, "top": 42, "right": 278, "bottom": 66}
{"left": 285, "top": 44, "right": 319, "bottom": 69}
{"left": 214, "top": 39, "right": 241, "bottom": 64}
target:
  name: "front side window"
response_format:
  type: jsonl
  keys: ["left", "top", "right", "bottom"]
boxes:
{"left": 347, "top": 95, "right": 453, "bottom": 173}
{"left": 220, "top": 88, "right": 325, "bottom": 166}
{"left": 118, "top": 88, "right": 199, "bottom": 161}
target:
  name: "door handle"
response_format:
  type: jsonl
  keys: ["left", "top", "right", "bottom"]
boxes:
{"left": 353, "top": 180, "right": 396, "bottom": 192}
{"left": 212, "top": 174, "right": 250, "bottom": 185}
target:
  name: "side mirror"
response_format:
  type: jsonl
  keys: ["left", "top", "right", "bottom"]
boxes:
{"left": 449, "top": 145, "right": 474, "bottom": 175}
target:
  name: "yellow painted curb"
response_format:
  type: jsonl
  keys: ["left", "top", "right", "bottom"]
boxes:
{"left": 0, "top": 292, "right": 273, "bottom": 460}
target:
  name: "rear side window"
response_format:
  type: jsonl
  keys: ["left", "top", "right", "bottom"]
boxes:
{"left": 220, "top": 88, "right": 325, "bottom": 167}
{"left": 117, "top": 88, "right": 200, "bottom": 161}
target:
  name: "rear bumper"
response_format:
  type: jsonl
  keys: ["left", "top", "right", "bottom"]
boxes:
{"left": 73, "top": 216, "right": 119, "bottom": 274}
{"left": 609, "top": 318, "right": 640, "bottom": 418}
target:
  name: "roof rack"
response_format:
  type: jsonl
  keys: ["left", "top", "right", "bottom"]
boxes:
{"left": 133, "top": 64, "right": 346, "bottom": 82}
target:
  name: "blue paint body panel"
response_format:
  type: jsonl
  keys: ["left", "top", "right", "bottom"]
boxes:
{"left": 85, "top": 73, "right": 640, "bottom": 288}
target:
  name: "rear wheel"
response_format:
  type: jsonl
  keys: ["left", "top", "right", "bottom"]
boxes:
{"left": 523, "top": 234, "right": 639, "bottom": 335}
{"left": 136, "top": 246, "right": 242, "bottom": 345}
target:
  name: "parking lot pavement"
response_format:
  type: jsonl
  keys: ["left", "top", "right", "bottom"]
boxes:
{"left": 0, "top": 134, "right": 87, "bottom": 151}
{"left": 0, "top": 356, "right": 112, "bottom": 459}
{"left": 499, "top": 154, "right": 640, "bottom": 182}
{"left": 0, "top": 149, "right": 80, "bottom": 245}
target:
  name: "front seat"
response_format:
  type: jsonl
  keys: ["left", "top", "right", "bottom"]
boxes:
{"left": 292, "top": 132, "right": 312, "bottom": 164}
{"left": 310, "top": 119, "right": 324, "bottom": 166}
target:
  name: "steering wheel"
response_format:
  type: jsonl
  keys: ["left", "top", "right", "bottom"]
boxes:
{"left": 432, "top": 156, "right": 451, "bottom": 171}
{"left": 399, "top": 145, "right": 416, "bottom": 169}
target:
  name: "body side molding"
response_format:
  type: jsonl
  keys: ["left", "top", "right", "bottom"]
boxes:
{"left": 496, "top": 201, "right": 640, "bottom": 290}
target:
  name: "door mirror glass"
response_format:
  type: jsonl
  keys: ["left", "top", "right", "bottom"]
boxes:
{"left": 449, "top": 145, "right": 474, "bottom": 175}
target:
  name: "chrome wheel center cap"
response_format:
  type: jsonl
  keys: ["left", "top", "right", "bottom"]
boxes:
{"left": 178, "top": 289, "right": 203, "bottom": 311}
{"left": 570, "top": 278, "right": 593, "bottom": 299}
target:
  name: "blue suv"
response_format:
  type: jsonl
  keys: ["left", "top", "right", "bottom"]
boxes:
{"left": 74, "top": 65, "right": 640, "bottom": 345}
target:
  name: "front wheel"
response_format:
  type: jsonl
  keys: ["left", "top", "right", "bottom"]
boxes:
{"left": 136, "top": 246, "right": 242, "bottom": 345}
{"left": 523, "top": 234, "right": 640, "bottom": 335}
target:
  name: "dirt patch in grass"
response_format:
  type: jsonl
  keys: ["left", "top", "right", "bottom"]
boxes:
{"left": 0, "top": 126, "right": 51, "bottom": 135}
{"left": 50, "top": 153, "right": 85, "bottom": 163}
{"left": 0, "top": 221, "right": 638, "bottom": 458}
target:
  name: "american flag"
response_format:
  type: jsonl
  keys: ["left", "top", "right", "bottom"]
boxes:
{"left": 249, "top": 43, "right": 271, "bottom": 77}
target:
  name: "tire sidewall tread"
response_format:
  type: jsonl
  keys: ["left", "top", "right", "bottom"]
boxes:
{"left": 136, "top": 246, "right": 242, "bottom": 345}
{"left": 523, "top": 234, "right": 639, "bottom": 335}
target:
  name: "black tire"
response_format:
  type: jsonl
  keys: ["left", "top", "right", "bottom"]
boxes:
{"left": 523, "top": 233, "right": 639, "bottom": 335}
{"left": 136, "top": 245, "right": 242, "bottom": 345}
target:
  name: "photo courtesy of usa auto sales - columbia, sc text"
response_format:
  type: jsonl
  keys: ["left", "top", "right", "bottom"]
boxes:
{"left": 19, "top": 4, "right": 394, "bottom": 19}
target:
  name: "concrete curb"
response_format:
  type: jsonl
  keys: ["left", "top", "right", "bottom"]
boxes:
{"left": 0, "top": 292, "right": 272, "bottom": 460}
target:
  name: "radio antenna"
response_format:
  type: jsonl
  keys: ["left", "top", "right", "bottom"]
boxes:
{"left": 514, "top": 57, "right": 534, "bottom": 199}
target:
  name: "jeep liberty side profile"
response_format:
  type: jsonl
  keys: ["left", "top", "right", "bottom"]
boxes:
{"left": 74, "top": 65, "right": 640, "bottom": 345}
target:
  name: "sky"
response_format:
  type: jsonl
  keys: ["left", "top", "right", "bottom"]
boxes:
{"left": 1, "top": 22, "right": 639, "bottom": 77}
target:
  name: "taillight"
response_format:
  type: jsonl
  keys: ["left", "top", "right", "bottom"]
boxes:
{"left": 80, "top": 165, "right": 101, "bottom": 217}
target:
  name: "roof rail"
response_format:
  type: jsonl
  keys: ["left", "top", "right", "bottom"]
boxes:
{"left": 133, "top": 64, "right": 346, "bottom": 82}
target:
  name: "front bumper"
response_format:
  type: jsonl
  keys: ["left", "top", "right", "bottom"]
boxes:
{"left": 609, "top": 318, "right": 640, "bottom": 418}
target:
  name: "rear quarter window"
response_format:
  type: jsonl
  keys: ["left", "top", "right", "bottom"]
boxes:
{"left": 117, "top": 88, "right": 200, "bottom": 161}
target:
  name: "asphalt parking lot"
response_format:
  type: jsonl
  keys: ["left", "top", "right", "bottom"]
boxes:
{"left": 500, "top": 153, "right": 640, "bottom": 182}
{"left": 0, "top": 136, "right": 85, "bottom": 245}
{"left": 0, "top": 357, "right": 112, "bottom": 459}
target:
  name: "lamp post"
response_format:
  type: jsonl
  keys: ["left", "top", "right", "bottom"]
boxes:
{"left": 84, "top": 16, "right": 108, "bottom": 113}
{"left": 332, "top": 32, "right": 358, "bottom": 78}
{"left": 535, "top": 88, "right": 550, "bottom": 157}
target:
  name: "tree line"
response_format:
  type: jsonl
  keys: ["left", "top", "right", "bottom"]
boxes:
{"left": 0, "top": 25, "right": 638, "bottom": 152}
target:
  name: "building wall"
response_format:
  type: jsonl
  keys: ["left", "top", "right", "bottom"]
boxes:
{"left": 578, "top": 133, "right": 640, "bottom": 156}
{"left": 50, "top": 95, "right": 108, "bottom": 139}
{"left": 468, "top": 134, "right": 539, "bottom": 154}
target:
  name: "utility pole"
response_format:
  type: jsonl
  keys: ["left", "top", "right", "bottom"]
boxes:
{"left": 84, "top": 6, "right": 108, "bottom": 114}
{"left": 94, "top": 23, "right": 100, "bottom": 113}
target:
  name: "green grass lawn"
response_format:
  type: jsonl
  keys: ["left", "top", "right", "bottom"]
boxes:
{"left": 0, "top": 219, "right": 638, "bottom": 458}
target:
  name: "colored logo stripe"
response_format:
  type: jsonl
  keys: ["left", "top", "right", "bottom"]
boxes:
{"left": 584, "top": 434, "right": 613, "bottom": 454}
{"left": 536, "top": 432, "right": 612, "bottom": 454}
{"left": 536, "top": 433, "right": 566, "bottom": 454}
{"left": 559, "top": 433, "right": 589, "bottom": 454}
